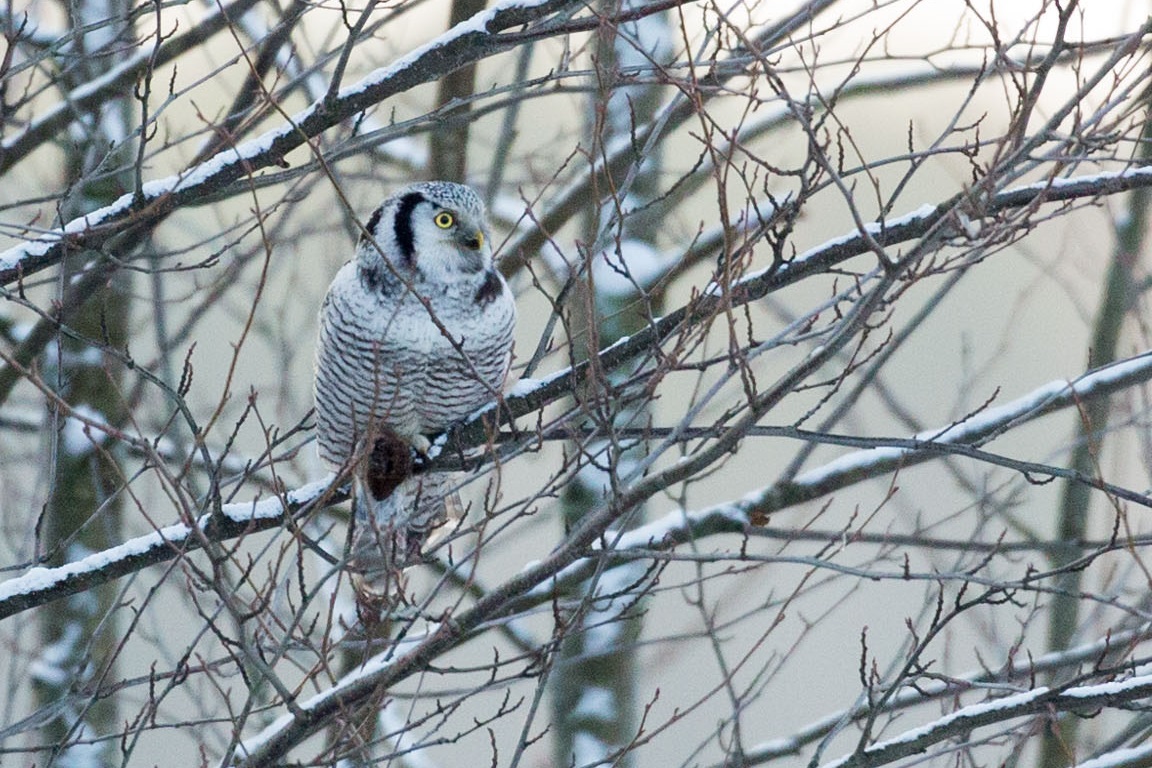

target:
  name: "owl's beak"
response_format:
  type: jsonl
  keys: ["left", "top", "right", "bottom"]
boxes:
{"left": 459, "top": 229, "right": 485, "bottom": 252}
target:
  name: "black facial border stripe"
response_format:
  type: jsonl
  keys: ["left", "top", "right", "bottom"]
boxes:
{"left": 393, "top": 191, "right": 427, "bottom": 265}
{"left": 359, "top": 205, "right": 385, "bottom": 248}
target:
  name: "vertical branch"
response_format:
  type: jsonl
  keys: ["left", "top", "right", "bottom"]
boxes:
{"left": 321, "top": 3, "right": 493, "bottom": 758}
{"left": 429, "top": 0, "right": 486, "bottom": 182}
{"left": 34, "top": 278, "right": 131, "bottom": 758}
{"left": 31, "top": 0, "right": 136, "bottom": 759}
{"left": 1037, "top": 96, "right": 1152, "bottom": 764}
{"left": 550, "top": 5, "right": 670, "bottom": 766}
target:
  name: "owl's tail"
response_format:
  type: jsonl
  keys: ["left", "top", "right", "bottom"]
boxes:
{"left": 349, "top": 435, "right": 460, "bottom": 603}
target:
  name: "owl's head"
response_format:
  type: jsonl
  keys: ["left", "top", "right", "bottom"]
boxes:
{"left": 357, "top": 181, "right": 493, "bottom": 284}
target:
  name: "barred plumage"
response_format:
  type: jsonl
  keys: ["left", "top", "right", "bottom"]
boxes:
{"left": 313, "top": 181, "right": 516, "bottom": 601}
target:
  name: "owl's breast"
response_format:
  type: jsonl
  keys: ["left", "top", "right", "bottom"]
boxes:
{"left": 406, "top": 278, "right": 516, "bottom": 430}
{"left": 314, "top": 263, "right": 515, "bottom": 464}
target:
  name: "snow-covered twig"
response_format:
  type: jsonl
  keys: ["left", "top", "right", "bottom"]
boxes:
{"left": 3, "top": 346, "right": 1151, "bottom": 621}
{"left": 762, "top": 351, "right": 1152, "bottom": 509}
{"left": 818, "top": 673, "right": 1152, "bottom": 768}
{"left": 0, "top": 0, "right": 676, "bottom": 285}
{"left": 0, "top": 477, "right": 338, "bottom": 620}
{"left": 738, "top": 623, "right": 1152, "bottom": 765}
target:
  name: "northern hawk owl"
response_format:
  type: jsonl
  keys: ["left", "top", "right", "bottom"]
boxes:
{"left": 314, "top": 181, "right": 516, "bottom": 599}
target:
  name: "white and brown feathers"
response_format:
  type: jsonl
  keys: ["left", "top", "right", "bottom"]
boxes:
{"left": 313, "top": 181, "right": 516, "bottom": 599}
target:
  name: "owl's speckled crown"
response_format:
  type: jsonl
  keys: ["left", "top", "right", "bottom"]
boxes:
{"left": 401, "top": 181, "right": 486, "bottom": 218}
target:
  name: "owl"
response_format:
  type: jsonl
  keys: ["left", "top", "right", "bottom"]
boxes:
{"left": 313, "top": 181, "right": 516, "bottom": 601}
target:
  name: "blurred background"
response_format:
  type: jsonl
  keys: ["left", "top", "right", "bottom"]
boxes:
{"left": 2, "top": 1, "right": 1152, "bottom": 766}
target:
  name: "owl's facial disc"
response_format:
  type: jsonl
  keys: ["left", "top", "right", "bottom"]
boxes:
{"left": 422, "top": 202, "right": 487, "bottom": 274}
{"left": 358, "top": 184, "right": 493, "bottom": 284}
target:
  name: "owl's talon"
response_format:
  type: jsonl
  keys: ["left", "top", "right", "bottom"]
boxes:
{"left": 410, "top": 434, "right": 432, "bottom": 455}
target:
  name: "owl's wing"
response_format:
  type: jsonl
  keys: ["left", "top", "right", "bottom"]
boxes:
{"left": 314, "top": 277, "right": 424, "bottom": 468}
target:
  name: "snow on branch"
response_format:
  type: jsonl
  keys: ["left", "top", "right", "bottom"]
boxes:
{"left": 740, "top": 623, "right": 1152, "bottom": 765}
{"left": 763, "top": 351, "right": 1152, "bottom": 510}
{"left": 501, "top": 352, "right": 1152, "bottom": 609}
{"left": 1073, "top": 744, "right": 1152, "bottom": 768}
{"left": 732, "top": 165, "right": 1152, "bottom": 303}
{"left": 3, "top": 345, "right": 1151, "bottom": 621}
{"left": 233, "top": 628, "right": 432, "bottom": 763}
{"left": 460, "top": 166, "right": 1152, "bottom": 450}
{"left": 0, "top": 0, "right": 265, "bottom": 175}
{"left": 0, "top": 477, "right": 338, "bottom": 620}
{"left": 0, "top": 0, "right": 665, "bottom": 285}
{"left": 819, "top": 673, "right": 1152, "bottom": 768}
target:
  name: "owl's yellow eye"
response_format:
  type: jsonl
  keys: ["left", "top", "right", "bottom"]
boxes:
{"left": 434, "top": 211, "right": 455, "bottom": 229}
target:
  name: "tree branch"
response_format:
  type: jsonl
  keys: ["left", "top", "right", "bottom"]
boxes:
{"left": 819, "top": 674, "right": 1152, "bottom": 768}
{"left": 0, "top": 0, "right": 682, "bottom": 286}
{"left": 4, "top": 341, "right": 1151, "bottom": 624}
{"left": 0, "top": 477, "right": 341, "bottom": 620}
